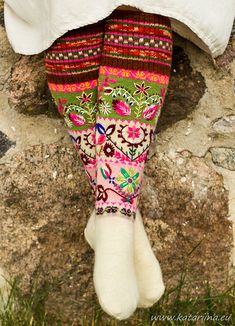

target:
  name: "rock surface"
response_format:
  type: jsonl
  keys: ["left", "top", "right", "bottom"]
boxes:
{"left": 210, "top": 147, "right": 235, "bottom": 171}
{"left": 0, "top": 130, "right": 15, "bottom": 158}
{"left": 8, "top": 55, "right": 58, "bottom": 117}
{"left": 0, "top": 5, "right": 235, "bottom": 324}
{"left": 156, "top": 45, "right": 206, "bottom": 133}
{"left": 0, "top": 144, "right": 232, "bottom": 323}
{"left": 0, "top": 27, "right": 19, "bottom": 91}
{"left": 212, "top": 115, "right": 235, "bottom": 135}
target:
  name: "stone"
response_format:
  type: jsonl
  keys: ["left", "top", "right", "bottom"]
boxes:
{"left": 156, "top": 45, "right": 206, "bottom": 133}
{"left": 0, "top": 15, "right": 234, "bottom": 323}
{"left": 0, "top": 144, "right": 95, "bottom": 323}
{"left": 0, "top": 26, "right": 19, "bottom": 91}
{"left": 215, "top": 20, "right": 235, "bottom": 73}
{"left": 0, "top": 144, "right": 232, "bottom": 323}
{"left": 140, "top": 150, "right": 232, "bottom": 300}
{"left": 210, "top": 147, "right": 235, "bottom": 171}
{"left": 0, "top": 10, "right": 56, "bottom": 116}
{"left": 212, "top": 115, "right": 235, "bottom": 134}
{"left": 215, "top": 44, "right": 235, "bottom": 73}
{"left": 0, "top": 130, "right": 15, "bottom": 158}
{"left": 8, "top": 55, "right": 59, "bottom": 117}
{"left": 0, "top": 4, "right": 4, "bottom": 27}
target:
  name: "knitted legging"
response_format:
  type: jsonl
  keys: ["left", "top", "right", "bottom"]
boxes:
{"left": 45, "top": 9, "right": 173, "bottom": 221}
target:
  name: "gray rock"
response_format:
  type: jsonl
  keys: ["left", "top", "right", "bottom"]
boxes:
{"left": 0, "top": 130, "right": 15, "bottom": 158}
{"left": 156, "top": 45, "right": 206, "bottom": 133}
{"left": 0, "top": 26, "right": 19, "bottom": 91}
{"left": 0, "top": 5, "right": 4, "bottom": 27}
{"left": 212, "top": 115, "right": 235, "bottom": 134}
{"left": 210, "top": 147, "right": 235, "bottom": 171}
{"left": 8, "top": 54, "right": 59, "bottom": 117}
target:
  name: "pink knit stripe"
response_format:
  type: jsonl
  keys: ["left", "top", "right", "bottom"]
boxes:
{"left": 45, "top": 54, "right": 101, "bottom": 64}
{"left": 61, "top": 32, "right": 103, "bottom": 41}
{"left": 46, "top": 69, "right": 97, "bottom": 76}
{"left": 104, "top": 42, "right": 172, "bottom": 54}
{"left": 105, "top": 32, "right": 173, "bottom": 43}
{"left": 50, "top": 44, "right": 103, "bottom": 53}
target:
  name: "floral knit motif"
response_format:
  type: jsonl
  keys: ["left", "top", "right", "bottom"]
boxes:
{"left": 45, "top": 10, "right": 173, "bottom": 221}
{"left": 45, "top": 21, "right": 105, "bottom": 194}
{"left": 95, "top": 10, "right": 173, "bottom": 220}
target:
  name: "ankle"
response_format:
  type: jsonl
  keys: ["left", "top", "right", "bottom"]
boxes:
{"left": 95, "top": 208, "right": 136, "bottom": 223}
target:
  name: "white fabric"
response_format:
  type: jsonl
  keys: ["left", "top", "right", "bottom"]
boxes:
{"left": 93, "top": 215, "right": 139, "bottom": 320}
{"left": 133, "top": 210, "right": 165, "bottom": 307}
{"left": 85, "top": 209, "right": 165, "bottom": 308}
{"left": 3, "top": 0, "right": 235, "bottom": 57}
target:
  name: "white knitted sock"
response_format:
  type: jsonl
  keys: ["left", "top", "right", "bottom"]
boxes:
{"left": 85, "top": 209, "right": 165, "bottom": 308}
{"left": 84, "top": 209, "right": 96, "bottom": 249}
{"left": 134, "top": 210, "right": 165, "bottom": 307}
{"left": 93, "top": 214, "right": 139, "bottom": 320}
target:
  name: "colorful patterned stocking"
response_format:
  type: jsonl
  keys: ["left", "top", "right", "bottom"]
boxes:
{"left": 44, "top": 22, "right": 104, "bottom": 195}
{"left": 95, "top": 10, "right": 173, "bottom": 220}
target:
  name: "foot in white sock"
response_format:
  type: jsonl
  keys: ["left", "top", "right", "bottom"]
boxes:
{"left": 84, "top": 210, "right": 96, "bottom": 249}
{"left": 93, "top": 214, "right": 139, "bottom": 320}
{"left": 134, "top": 210, "right": 165, "bottom": 307}
{"left": 85, "top": 209, "right": 165, "bottom": 308}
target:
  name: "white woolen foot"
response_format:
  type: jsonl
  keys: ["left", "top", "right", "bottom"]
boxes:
{"left": 84, "top": 209, "right": 96, "bottom": 250}
{"left": 85, "top": 209, "right": 165, "bottom": 308}
{"left": 134, "top": 209, "right": 165, "bottom": 308}
{"left": 93, "top": 214, "right": 139, "bottom": 320}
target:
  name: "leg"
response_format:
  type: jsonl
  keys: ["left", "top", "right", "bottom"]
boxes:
{"left": 44, "top": 21, "right": 104, "bottom": 195}
{"left": 95, "top": 10, "right": 172, "bottom": 218}
{"left": 93, "top": 9, "right": 173, "bottom": 319}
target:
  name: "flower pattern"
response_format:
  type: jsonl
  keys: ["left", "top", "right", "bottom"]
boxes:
{"left": 54, "top": 69, "right": 167, "bottom": 219}
{"left": 127, "top": 126, "right": 141, "bottom": 139}
{"left": 69, "top": 113, "right": 86, "bottom": 126}
{"left": 94, "top": 70, "right": 169, "bottom": 218}
{"left": 143, "top": 105, "right": 159, "bottom": 120}
{"left": 134, "top": 81, "right": 151, "bottom": 96}
{"left": 103, "top": 143, "right": 115, "bottom": 157}
{"left": 99, "top": 99, "right": 112, "bottom": 115}
{"left": 47, "top": 14, "right": 172, "bottom": 220}
{"left": 97, "top": 185, "right": 108, "bottom": 202}
{"left": 112, "top": 100, "right": 131, "bottom": 116}
{"left": 77, "top": 92, "right": 92, "bottom": 104}
{"left": 80, "top": 153, "right": 91, "bottom": 165}
{"left": 116, "top": 167, "right": 140, "bottom": 193}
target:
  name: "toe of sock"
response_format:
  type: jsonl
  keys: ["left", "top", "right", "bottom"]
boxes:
{"left": 99, "top": 295, "right": 138, "bottom": 320}
{"left": 137, "top": 282, "right": 165, "bottom": 308}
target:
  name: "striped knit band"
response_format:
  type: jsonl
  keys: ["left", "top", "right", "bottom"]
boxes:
{"left": 44, "top": 21, "right": 104, "bottom": 85}
{"left": 95, "top": 10, "right": 173, "bottom": 220}
{"left": 101, "top": 9, "right": 173, "bottom": 75}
